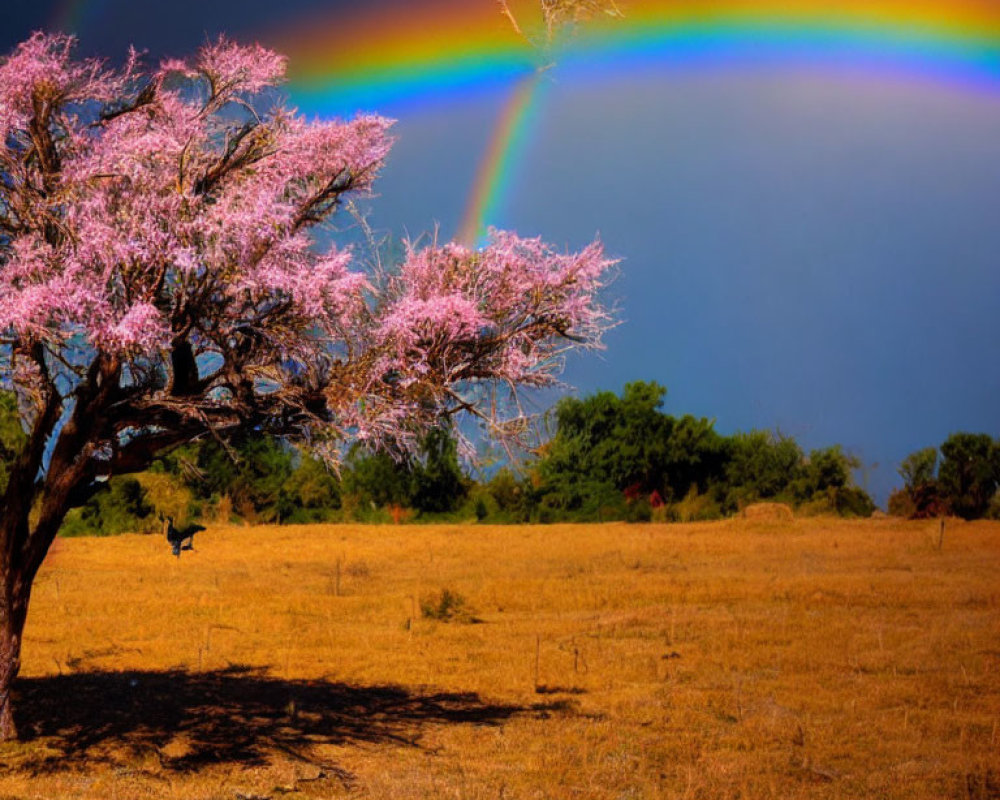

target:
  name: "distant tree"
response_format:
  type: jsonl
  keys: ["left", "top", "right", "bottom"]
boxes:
{"left": 60, "top": 476, "right": 155, "bottom": 536}
{"left": 540, "top": 381, "right": 672, "bottom": 502}
{"left": 534, "top": 382, "right": 730, "bottom": 517}
{"left": 410, "top": 427, "right": 468, "bottom": 514}
{"left": 892, "top": 446, "right": 944, "bottom": 519}
{"left": 195, "top": 437, "right": 295, "bottom": 522}
{"left": 938, "top": 433, "right": 1000, "bottom": 520}
{"left": 800, "top": 446, "right": 854, "bottom": 494}
{"left": 0, "top": 33, "right": 613, "bottom": 738}
{"left": 661, "top": 413, "right": 728, "bottom": 500}
{"left": 887, "top": 488, "right": 917, "bottom": 519}
{"left": 988, "top": 490, "right": 1000, "bottom": 521}
{"left": 283, "top": 453, "right": 341, "bottom": 522}
{"left": 899, "top": 447, "right": 938, "bottom": 490}
{"left": 342, "top": 446, "right": 414, "bottom": 515}
{"left": 724, "top": 430, "right": 803, "bottom": 508}
{"left": 483, "top": 468, "right": 530, "bottom": 521}
{"left": 786, "top": 445, "right": 874, "bottom": 517}
{"left": 341, "top": 427, "right": 469, "bottom": 517}
{"left": 530, "top": 475, "right": 623, "bottom": 523}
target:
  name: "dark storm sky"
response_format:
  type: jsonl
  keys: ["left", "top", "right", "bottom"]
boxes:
{"left": 3, "top": 1, "right": 999, "bottom": 504}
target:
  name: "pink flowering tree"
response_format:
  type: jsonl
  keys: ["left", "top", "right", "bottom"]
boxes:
{"left": 0, "top": 33, "right": 613, "bottom": 738}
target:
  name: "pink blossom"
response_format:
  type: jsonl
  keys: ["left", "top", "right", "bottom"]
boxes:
{"left": 0, "top": 32, "right": 133, "bottom": 138}
{"left": 98, "top": 302, "right": 170, "bottom": 352}
{"left": 196, "top": 36, "right": 287, "bottom": 95}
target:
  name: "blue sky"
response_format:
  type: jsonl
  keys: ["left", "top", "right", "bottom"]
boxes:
{"left": 4, "top": 2, "right": 999, "bottom": 504}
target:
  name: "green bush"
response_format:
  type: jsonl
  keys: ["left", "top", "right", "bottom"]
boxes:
{"left": 669, "top": 486, "right": 724, "bottom": 522}
{"left": 485, "top": 469, "right": 530, "bottom": 521}
{"left": 798, "top": 486, "right": 875, "bottom": 518}
{"left": 420, "top": 589, "right": 477, "bottom": 623}
{"left": 625, "top": 498, "right": 653, "bottom": 523}
{"left": 59, "top": 476, "right": 156, "bottom": 536}
{"left": 938, "top": 433, "right": 999, "bottom": 520}
{"left": 887, "top": 488, "right": 915, "bottom": 518}
{"left": 988, "top": 491, "right": 1000, "bottom": 521}
{"left": 410, "top": 427, "right": 468, "bottom": 514}
{"left": 724, "top": 430, "right": 803, "bottom": 510}
{"left": 831, "top": 486, "right": 876, "bottom": 518}
{"left": 456, "top": 485, "right": 497, "bottom": 522}
{"left": 899, "top": 447, "right": 938, "bottom": 490}
{"left": 283, "top": 454, "right": 341, "bottom": 523}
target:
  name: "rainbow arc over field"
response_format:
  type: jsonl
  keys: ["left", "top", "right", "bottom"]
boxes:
{"left": 56, "top": 0, "right": 1000, "bottom": 244}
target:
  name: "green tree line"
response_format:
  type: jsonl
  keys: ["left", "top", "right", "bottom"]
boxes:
{"left": 529, "top": 381, "right": 875, "bottom": 522}
{"left": 890, "top": 433, "right": 1000, "bottom": 520}
{"left": 1, "top": 384, "right": 997, "bottom": 534}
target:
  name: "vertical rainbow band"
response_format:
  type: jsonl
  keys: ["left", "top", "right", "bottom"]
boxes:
{"left": 458, "top": 72, "right": 544, "bottom": 246}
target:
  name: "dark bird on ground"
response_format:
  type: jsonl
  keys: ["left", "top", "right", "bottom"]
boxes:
{"left": 161, "top": 515, "right": 205, "bottom": 557}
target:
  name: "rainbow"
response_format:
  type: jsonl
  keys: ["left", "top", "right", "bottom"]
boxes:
{"left": 279, "top": 0, "right": 536, "bottom": 115}
{"left": 284, "top": 2, "right": 1000, "bottom": 108}
{"left": 277, "top": 1, "right": 1000, "bottom": 244}
{"left": 457, "top": 73, "right": 545, "bottom": 245}
{"left": 51, "top": 1, "right": 1000, "bottom": 242}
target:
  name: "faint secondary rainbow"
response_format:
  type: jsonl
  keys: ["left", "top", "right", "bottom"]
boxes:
{"left": 49, "top": 0, "right": 104, "bottom": 35}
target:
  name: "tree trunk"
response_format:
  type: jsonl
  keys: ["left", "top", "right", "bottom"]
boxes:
{"left": 0, "top": 574, "right": 29, "bottom": 741}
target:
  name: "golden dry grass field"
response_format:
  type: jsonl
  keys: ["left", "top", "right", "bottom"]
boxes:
{"left": 1, "top": 517, "right": 998, "bottom": 799}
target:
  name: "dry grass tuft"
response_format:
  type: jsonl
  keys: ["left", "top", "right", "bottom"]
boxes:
{"left": 1, "top": 517, "right": 996, "bottom": 798}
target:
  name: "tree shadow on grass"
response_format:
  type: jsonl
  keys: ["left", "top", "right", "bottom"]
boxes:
{"left": 10, "top": 666, "right": 549, "bottom": 776}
